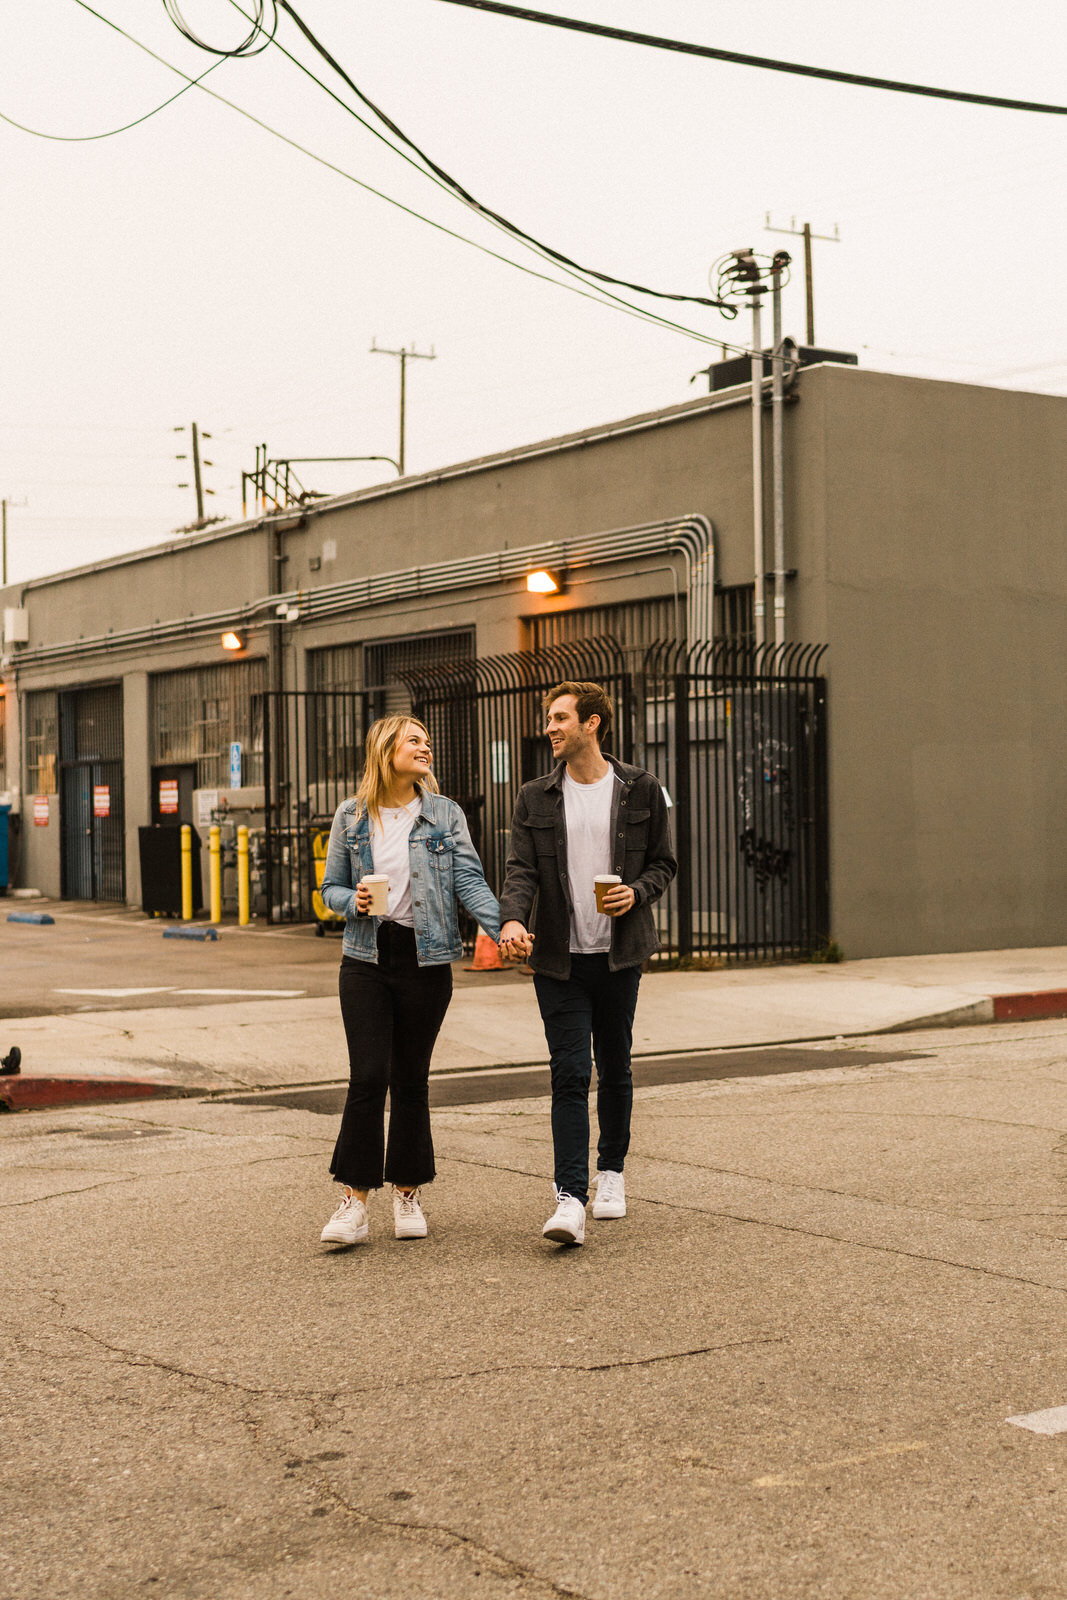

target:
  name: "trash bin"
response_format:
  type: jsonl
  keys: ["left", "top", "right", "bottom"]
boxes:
{"left": 139, "top": 825, "right": 202, "bottom": 915}
{"left": 0, "top": 802, "right": 9, "bottom": 893}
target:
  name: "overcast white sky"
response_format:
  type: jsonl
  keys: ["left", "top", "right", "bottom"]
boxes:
{"left": 2, "top": 0, "right": 1064, "bottom": 584}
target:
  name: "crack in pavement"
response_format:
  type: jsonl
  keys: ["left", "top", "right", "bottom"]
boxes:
{"left": 0, "top": 1147, "right": 327, "bottom": 1209}
{"left": 310, "top": 1473, "right": 594, "bottom": 1600}
{"left": 441, "top": 1154, "right": 1067, "bottom": 1298}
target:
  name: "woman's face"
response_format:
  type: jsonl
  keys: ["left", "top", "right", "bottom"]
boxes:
{"left": 391, "top": 722, "right": 433, "bottom": 783}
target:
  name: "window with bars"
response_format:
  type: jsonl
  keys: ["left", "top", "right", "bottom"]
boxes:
{"left": 307, "top": 643, "right": 362, "bottom": 693}
{"left": 24, "top": 690, "right": 58, "bottom": 795}
{"left": 524, "top": 597, "right": 682, "bottom": 657}
{"left": 150, "top": 660, "right": 268, "bottom": 789}
{"left": 714, "top": 584, "right": 755, "bottom": 645}
{"left": 363, "top": 629, "right": 475, "bottom": 716}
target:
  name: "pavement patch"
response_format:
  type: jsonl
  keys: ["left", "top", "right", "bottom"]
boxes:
{"left": 219, "top": 1044, "right": 934, "bottom": 1115}
{"left": 0, "top": 1076, "right": 196, "bottom": 1112}
{"left": 1005, "top": 1405, "right": 1067, "bottom": 1436}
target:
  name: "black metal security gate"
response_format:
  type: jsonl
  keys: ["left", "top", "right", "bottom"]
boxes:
{"left": 59, "top": 683, "right": 125, "bottom": 902}
{"left": 642, "top": 640, "right": 828, "bottom": 962}
{"left": 260, "top": 688, "right": 370, "bottom": 922}
{"left": 260, "top": 639, "right": 828, "bottom": 961}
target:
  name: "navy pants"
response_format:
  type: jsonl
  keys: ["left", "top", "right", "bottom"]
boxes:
{"left": 533, "top": 954, "right": 642, "bottom": 1205}
{"left": 330, "top": 923, "right": 452, "bottom": 1190}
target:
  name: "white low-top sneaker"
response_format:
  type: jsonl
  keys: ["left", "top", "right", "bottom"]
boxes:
{"left": 320, "top": 1192, "right": 369, "bottom": 1246}
{"left": 592, "top": 1170, "right": 626, "bottom": 1219}
{"left": 393, "top": 1187, "right": 428, "bottom": 1239}
{"left": 542, "top": 1189, "right": 586, "bottom": 1245}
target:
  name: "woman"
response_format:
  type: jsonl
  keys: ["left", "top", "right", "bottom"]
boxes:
{"left": 318, "top": 714, "right": 502, "bottom": 1246}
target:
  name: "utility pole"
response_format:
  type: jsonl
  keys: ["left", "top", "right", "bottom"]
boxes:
{"left": 764, "top": 217, "right": 840, "bottom": 346}
{"left": 174, "top": 423, "right": 215, "bottom": 525}
{"left": 2, "top": 498, "right": 28, "bottom": 587}
{"left": 370, "top": 341, "right": 436, "bottom": 476}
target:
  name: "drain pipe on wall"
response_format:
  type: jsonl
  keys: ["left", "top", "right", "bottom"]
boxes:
{"left": 748, "top": 282, "right": 767, "bottom": 648}
{"left": 770, "top": 252, "right": 789, "bottom": 647}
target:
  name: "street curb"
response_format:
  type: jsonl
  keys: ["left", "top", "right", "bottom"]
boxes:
{"left": 993, "top": 989, "right": 1067, "bottom": 1022}
{"left": 0, "top": 1078, "right": 199, "bottom": 1112}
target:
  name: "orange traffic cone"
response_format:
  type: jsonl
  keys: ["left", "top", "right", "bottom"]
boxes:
{"left": 464, "top": 926, "right": 505, "bottom": 971}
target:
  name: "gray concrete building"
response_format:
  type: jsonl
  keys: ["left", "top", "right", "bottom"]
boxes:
{"left": 1, "top": 362, "right": 1064, "bottom": 959}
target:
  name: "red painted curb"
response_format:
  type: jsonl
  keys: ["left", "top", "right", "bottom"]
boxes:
{"left": 993, "top": 990, "right": 1067, "bottom": 1023}
{"left": 0, "top": 1077, "right": 189, "bottom": 1112}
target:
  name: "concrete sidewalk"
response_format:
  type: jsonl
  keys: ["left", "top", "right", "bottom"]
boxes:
{"left": 3, "top": 943, "right": 1067, "bottom": 1107}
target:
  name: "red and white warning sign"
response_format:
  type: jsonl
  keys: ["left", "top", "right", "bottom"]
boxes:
{"left": 158, "top": 779, "right": 179, "bottom": 815}
{"left": 33, "top": 794, "right": 50, "bottom": 826}
{"left": 93, "top": 785, "right": 111, "bottom": 818}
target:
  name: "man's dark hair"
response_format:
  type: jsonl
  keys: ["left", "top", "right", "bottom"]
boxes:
{"left": 544, "top": 680, "right": 614, "bottom": 746}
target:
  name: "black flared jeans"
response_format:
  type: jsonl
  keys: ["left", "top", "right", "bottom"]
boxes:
{"left": 329, "top": 922, "right": 453, "bottom": 1190}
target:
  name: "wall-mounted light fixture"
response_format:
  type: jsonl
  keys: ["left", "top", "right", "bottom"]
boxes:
{"left": 526, "top": 568, "right": 564, "bottom": 595}
{"left": 221, "top": 630, "right": 245, "bottom": 651}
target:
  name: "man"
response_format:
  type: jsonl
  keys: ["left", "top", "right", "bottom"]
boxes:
{"left": 499, "top": 681, "right": 676, "bottom": 1245}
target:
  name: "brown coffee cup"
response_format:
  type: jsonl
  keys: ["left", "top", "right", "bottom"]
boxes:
{"left": 594, "top": 874, "right": 621, "bottom": 914}
{"left": 363, "top": 875, "right": 389, "bottom": 915}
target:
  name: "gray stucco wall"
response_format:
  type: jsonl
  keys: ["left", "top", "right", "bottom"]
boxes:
{"left": 811, "top": 368, "right": 1067, "bottom": 956}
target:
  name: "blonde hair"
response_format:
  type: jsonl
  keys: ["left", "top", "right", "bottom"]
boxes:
{"left": 355, "top": 714, "right": 438, "bottom": 827}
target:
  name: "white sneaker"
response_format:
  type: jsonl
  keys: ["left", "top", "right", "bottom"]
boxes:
{"left": 542, "top": 1189, "right": 586, "bottom": 1246}
{"left": 320, "top": 1192, "right": 369, "bottom": 1246}
{"left": 592, "top": 1170, "right": 626, "bottom": 1219}
{"left": 393, "top": 1187, "right": 428, "bottom": 1239}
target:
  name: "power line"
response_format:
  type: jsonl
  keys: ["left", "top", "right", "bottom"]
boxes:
{"left": 215, "top": 0, "right": 743, "bottom": 342}
{"left": 0, "top": 59, "right": 223, "bottom": 142}
{"left": 425, "top": 0, "right": 1067, "bottom": 116}
{"left": 70, "top": 0, "right": 731, "bottom": 348}
{"left": 270, "top": 0, "right": 730, "bottom": 311}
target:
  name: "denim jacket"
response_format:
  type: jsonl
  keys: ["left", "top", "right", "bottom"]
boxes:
{"left": 321, "top": 791, "right": 502, "bottom": 966}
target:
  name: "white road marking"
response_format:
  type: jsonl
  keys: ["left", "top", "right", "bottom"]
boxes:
{"left": 1006, "top": 1406, "right": 1067, "bottom": 1436}
{"left": 173, "top": 988, "right": 307, "bottom": 997}
{"left": 55, "top": 987, "right": 179, "bottom": 997}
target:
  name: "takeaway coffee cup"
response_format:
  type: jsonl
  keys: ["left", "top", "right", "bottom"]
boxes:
{"left": 594, "top": 874, "right": 622, "bottom": 914}
{"left": 363, "top": 875, "right": 389, "bottom": 915}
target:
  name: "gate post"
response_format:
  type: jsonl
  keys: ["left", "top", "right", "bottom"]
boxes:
{"left": 673, "top": 672, "right": 693, "bottom": 961}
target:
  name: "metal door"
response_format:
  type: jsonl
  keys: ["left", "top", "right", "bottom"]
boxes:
{"left": 59, "top": 685, "right": 125, "bottom": 902}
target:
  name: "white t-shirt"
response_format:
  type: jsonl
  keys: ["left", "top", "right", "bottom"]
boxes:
{"left": 563, "top": 766, "right": 617, "bottom": 954}
{"left": 370, "top": 797, "right": 422, "bottom": 927}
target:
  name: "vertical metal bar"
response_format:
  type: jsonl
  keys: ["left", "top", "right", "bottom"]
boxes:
{"left": 261, "top": 693, "right": 274, "bottom": 924}
{"left": 673, "top": 671, "right": 692, "bottom": 961}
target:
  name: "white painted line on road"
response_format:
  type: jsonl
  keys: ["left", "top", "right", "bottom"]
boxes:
{"left": 173, "top": 988, "right": 307, "bottom": 997}
{"left": 55, "top": 987, "right": 179, "bottom": 997}
{"left": 1006, "top": 1406, "right": 1067, "bottom": 1436}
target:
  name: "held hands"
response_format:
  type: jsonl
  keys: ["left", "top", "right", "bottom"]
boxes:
{"left": 600, "top": 882, "right": 636, "bottom": 917}
{"left": 499, "top": 920, "right": 534, "bottom": 960}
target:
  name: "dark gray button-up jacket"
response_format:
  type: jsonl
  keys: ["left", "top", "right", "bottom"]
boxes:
{"left": 499, "top": 755, "right": 677, "bottom": 980}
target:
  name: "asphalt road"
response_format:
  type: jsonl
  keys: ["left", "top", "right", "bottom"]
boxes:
{"left": 5, "top": 1015, "right": 1067, "bottom": 1599}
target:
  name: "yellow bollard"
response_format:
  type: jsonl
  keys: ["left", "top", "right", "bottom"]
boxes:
{"left": 209, "top": 825, "right": 222, "bottom": 924}
{"left": 237, "top": 825, "right": 250, "bottom": 927}
{"left": 180, "top": 825, "right": 193, "bottom": 921}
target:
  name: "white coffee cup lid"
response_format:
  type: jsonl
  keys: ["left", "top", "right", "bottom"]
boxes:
{"left": 364, "top": 874, "right": 389, "bottom": 883}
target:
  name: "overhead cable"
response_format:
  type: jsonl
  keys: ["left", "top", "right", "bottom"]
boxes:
{"left": 166, "top": 0, "right": 731, "bottom": 312}
{"left": 215, "top": 0, "right": 742, "bottom": 340}
{"left": 71, "top": 1, "right": 730, "bottom": 346}
{"left": 426, "top": 0, "right": 1067, "bottom": 116}
{"left": 0, "top": 59, "right": 222, "bottom": 141}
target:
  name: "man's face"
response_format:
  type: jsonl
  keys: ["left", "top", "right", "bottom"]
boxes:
{"left": 546, "top": 695, "right": 599, "bottom": 762}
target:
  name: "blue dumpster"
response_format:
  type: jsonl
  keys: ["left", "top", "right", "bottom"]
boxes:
{"left": 0, "top": 802, "right": 9, "bottom": 892}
